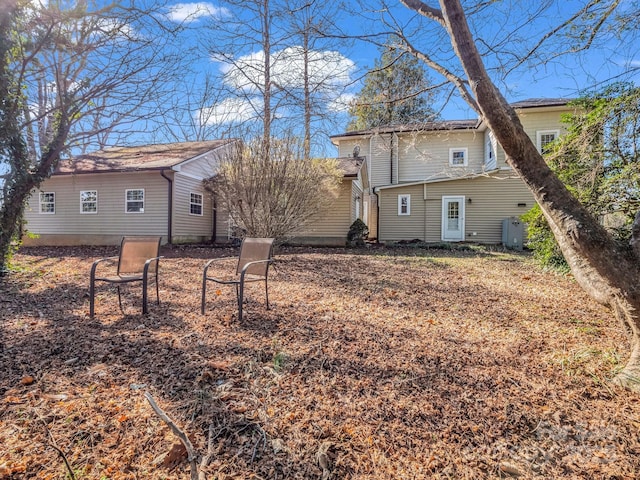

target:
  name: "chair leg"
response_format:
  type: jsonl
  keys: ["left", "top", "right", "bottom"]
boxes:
{"left": 265, "top": 279, "right": 270, "bottom": 310}
{"left": 142, "top": 276, "right": 148, "bottom": 315}
{"left": 117, "top": 285, "right": 125, "bottom": 313}
{"left": 201, "top": 275, "right": 207, "bottom": 315}
{"left": 89, "top": 277, "right": 96, "bottom": 318}
{"left": 238, "top": 281, "right": 244, "bottom": 322}
{"left": 155, "top": 270, "right": 160, "bottom": 305}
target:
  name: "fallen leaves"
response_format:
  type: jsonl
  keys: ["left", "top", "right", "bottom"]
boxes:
{"left": 0, "top": 245, "right": 638, "bottom": 479}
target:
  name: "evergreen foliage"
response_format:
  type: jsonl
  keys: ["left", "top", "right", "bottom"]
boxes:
{"left": 347, "top": 39, "right": 439, "bottom": 131}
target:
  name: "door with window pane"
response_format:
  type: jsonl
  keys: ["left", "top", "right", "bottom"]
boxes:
{"left": 441, "top": 196, "right": 465, "bottom": 241}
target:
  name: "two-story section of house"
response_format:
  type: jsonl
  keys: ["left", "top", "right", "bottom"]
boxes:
{"left": 330, "top": 98, "right": 574, "bottom": 245}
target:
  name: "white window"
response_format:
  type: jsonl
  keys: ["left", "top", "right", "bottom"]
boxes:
{"left": 449, "top": 148, "right": 468, "bottom": 167}
{"left": 39, "top": 192, "right": 55, "bottom": 214}
{"left": 80, "top": 190, "right": 97, "bottom": 214}
{"left": 126, "top": 189, "right": 144, "bottom": 213}
{"left": 398, "top": 194, "right": 410, "bottom": 216}
{"left": 485, "top": 131, "right": 497, "bottom": 169}
{"left": 537, "top": 130, "right": 559, "bottom": 154}
{"left": 190, "top": 192, "right": 203, "bottom": 216}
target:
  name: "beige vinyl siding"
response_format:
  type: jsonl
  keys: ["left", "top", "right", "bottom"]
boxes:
{"left": 369, "top": 134, "right": 392, "bottom": 187}
{"left": 172, "top": 173, "right": 213, "bottom": 242}
{"left": 295, "top": 180, "right": 353, "bottom": 245}
{"left": 24, "top": 172, "right": 169, "bottom": 244}
{"left": 397, "top": 130, "right": 485, "bottom": 182}
{"left": 378, "top": 175, "right": 534, "bottom": 244}
{"left": 178, "top": 150, "right": 220, "bottom": 179}
{"left": 337, "top": 138, "right": 370, "bottom": 159}
{"left": 378, "top": 185, "right": 426, "bottom": 241}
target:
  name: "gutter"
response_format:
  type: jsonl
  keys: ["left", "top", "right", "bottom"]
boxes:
{"left": 160, "top": 170, "right": 173, "bottom": 245}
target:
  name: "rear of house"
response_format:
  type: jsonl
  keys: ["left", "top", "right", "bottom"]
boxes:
{"left": 330, "top": 98, "right": 574, "bottom": 245}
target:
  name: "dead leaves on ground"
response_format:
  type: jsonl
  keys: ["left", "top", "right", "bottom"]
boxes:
{"left": 0, "top": 245, "right": 639, "bottom": 479}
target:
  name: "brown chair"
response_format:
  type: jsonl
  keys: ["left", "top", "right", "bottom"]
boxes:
{"left": 89, "top": 236, "right": 163, "bottom": 317}
{"left": 201, "top": 237, "right": 275, "bottom": 322}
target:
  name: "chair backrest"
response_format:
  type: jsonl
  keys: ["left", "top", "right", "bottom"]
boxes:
{"left": 236, "top": 237, "right": 274, "bottom": 277}
{"left": 117, "top": 236, "right": 162, "bottom": 275}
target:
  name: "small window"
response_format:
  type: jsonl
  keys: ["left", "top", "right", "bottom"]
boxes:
{"left": 80, "top": 190, "right": 97, "bottom": 214}
{"left": 537, "top": 130, "right": 559, "bottom": 154}
{"left": 398, "top": 194, "right": 410, "bottom": 216}
{"left": 39, "top": 192, "right": 55, "bottom": 214}
{"left": 190, "top": 192, "right": 203, "bottom": 216}
{"left": 449, "top": 148, "right": 468, "bottom": 167}
{"left": 126, "top": 189, "right": 144, "bottom": 213}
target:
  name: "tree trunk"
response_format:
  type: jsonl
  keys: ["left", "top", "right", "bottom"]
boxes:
{"left": 440, "top": 0, "right": 640, "bottom": 389}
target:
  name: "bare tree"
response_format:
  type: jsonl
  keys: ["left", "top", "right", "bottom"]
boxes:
{"left": 0, "top": 0, "right": 185, "bottom": 273}
{"left": 388, "top": 0, "right": 640, "bottom": 389}
{"left": 205, "top": 137, "right": 342, "bottom": 239}
{"left": 201, "top": 0, "right": 355, "bottom": 156}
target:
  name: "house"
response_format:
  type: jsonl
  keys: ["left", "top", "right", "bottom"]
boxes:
{"left": 293, "top": 156, "right": 369, "bottom": 246}
{"left": 23, "top": 140, "right": 238, "bottom": 246}
{"left": 329, "top": 98, "right": 574, "bottom": 245}
{"left": 22, "top": 140, "right": 369, "bottom": 247}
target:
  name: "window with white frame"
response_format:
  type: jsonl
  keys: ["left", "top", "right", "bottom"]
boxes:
{"left": 537, "top": 130, "right": 559, "bottom": 154}
{"left": 80, "top": 190, "right": 97, "bottom": 214}
{"left": 39, "top": 192, "right": 55, "bottom": 214}
{"left": 449, "top": 148, "right": 468, "bottom": 167}
{"left": 125, "top": 189, "right": 144, "bottom": 213}
{"left": 398, "top": 194, "right": 410, "bottom": 216}
{"left": 485, "top": 131, "right": 497, "bottom": 169}
{"left": 190, "top": 192, "right": 203, "bottom": 215}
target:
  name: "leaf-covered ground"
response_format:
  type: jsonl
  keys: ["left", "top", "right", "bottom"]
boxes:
{"left": 1, "top": 244, "right": 639, "bottom": 479}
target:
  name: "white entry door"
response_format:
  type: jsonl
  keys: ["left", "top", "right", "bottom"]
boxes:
{"left": 441, "top": 196, "right": 465, "bottom": 242}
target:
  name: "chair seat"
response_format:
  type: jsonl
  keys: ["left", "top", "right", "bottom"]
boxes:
{"left": 206, "top": 273, "right": 267, "bottom": 284}
{"left": 96, "top": 273, "right": 145, "bottom": 283}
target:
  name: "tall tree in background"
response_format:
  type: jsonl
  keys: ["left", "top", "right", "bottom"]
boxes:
{"left": 348, "top": 39, "right": 439, "bottom": 131}
{"left": 391, "top": 0, "right": 640, "bottom": 389}
{"left": 201, "top": 0, "right": 354, "bottom": 156}
{"left": 0, "top": 0, "right": 183, "bottom": 274}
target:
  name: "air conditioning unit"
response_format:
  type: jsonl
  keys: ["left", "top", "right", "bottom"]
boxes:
{"left": 502, "top": 217, "right": 524, "bottom": 251}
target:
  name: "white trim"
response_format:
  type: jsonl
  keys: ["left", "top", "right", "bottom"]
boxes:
{"left": 441, "top": 196, "right": 465, "bottom": 242}
{"left": 125, "top": 188, "right": 145, "bottom": 213}
{"left": 189, "top": 191, "right": 204, "bottom": 216}
{"left": 536, "top": 130, "right": 560, "bottom": 153}
{"left": 80, "top": 190, "right": 98, "bottom": 214}
{"left": 39, "top": 192, "right": 55, "bottom": 214}
{"left": 398, "top": 194, "right": 411, "bottom": 216}
{"left": 449, "top": 147, "right": 468, "bottom": 167}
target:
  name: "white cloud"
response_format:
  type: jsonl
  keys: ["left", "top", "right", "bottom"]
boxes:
{"left": 197, "top": 97, "right": 258, "bottom": 126}
{"left": 220, "top": 46, "right": 356, "bottom": 93}
{"left": 166, "top": 2, "right": 229, "bottom": 23}
{"left": 327, "top": 93, "right": 356, "bottom": 113}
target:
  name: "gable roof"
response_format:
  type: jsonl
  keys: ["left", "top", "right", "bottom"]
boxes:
{"left": 54, "top": 139, "right": 235, "bottom": 175}
{"left": 336, "top": 157, "right": 364, "bottom": 178}
{"left": 331, "top": 98, "right": 574, "bottom": 141}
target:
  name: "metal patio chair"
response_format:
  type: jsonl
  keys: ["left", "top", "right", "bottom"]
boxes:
{"left": 89, "top": 236, "right": 163, "bottom": 317}
{"left": 201, "top": 237, "right": 275, "bottom": 322}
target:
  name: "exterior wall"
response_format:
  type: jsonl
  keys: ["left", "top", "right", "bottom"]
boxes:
{"left": 293, "top": 180, "right": 354, "bottom": 246}
{"left": 177, "top": 149, "right": 221, "bottom": 179}
{"left": 337, "top": 138, "right": 371, "bottom": 159}
{"left": 23, "top": 172, "right": 171, "bottom": 246}
{"left": 397, "top": 130, "right": 484, "bottom": 182}
{"left": 369, "top": 134, "right": 392, "bottom": 187}
{"left": 172, "top": 173, "right": 214, "bottom": 243}
{"left": 378, "top": 175, "right": 534, "bottom": 244}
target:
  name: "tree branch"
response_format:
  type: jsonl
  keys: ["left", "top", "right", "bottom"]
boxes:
{"left": 145, "top": 392, "right": 199, "bottom": 480}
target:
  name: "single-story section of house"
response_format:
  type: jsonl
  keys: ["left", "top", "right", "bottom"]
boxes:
{"left": 22, "top": 141, "right": 369, "bottom": 247}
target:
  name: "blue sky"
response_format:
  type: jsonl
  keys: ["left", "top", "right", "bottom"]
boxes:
{"left": 157, "top": 0, "right": 640, "bottom": 140}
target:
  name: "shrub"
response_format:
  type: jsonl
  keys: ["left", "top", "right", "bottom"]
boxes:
{"left": 347, "top": 219, "right": 369, "bottom": 247}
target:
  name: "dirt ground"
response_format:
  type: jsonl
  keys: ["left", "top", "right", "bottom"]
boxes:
{"left": 1, "top": 244, "right": 639, "bottom": 479}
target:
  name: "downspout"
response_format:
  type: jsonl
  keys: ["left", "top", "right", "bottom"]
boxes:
{"left": 160, "top": 170, "right": 173, "bottom": 245}
{"left": 211, "top": 194, "right": 217, "bottom": 244}
{"left": 373, "top": 186, "right": 380, "bottom": 243}
{"left": 423, "top": 183, "right": 427, "bottom": 242}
